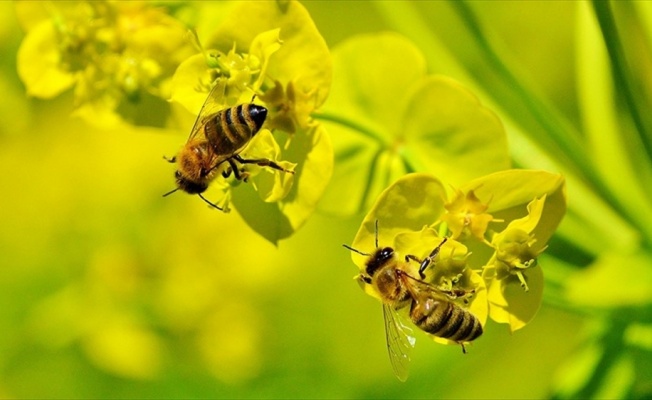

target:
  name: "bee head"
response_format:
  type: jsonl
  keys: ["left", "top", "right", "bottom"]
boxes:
{"left": 164, "top": 171, "right": 222, "bottom": 211}
{"left": 248, "top": 104, "right": 268, "bottom": 133}
{"left": 174, "top": 170, "right": 208, "bottom": 194}
{"left": 365, "top": 247, "right": 395, "bottom": 277}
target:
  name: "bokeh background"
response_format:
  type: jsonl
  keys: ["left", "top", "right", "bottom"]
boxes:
{"left": 1, "top": 1, "right": 650, "bottom": 398}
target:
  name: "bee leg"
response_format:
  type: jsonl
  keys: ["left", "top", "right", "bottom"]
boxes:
{"left": 233, "top": 154, "right": 294, "bottom": 174}
{"left": 460, "top": 343, "right": 467, "bottom": 354}
{"left": 405, "top": 254, "right": 422, "bottom": 264}
{"left": 407, "top": 237, "right": 449, "bottom": 278}
{"left": 225, "top": 158, "right": 250, "bottom": 181}
{"left": 222, "top": 160, "right": 235, "bottom": 179}
{"left": 163, "top": 155, "right": 177, "bottom": 163}
{"left": 405, "top": 254, "right": 431, "bottom": 279}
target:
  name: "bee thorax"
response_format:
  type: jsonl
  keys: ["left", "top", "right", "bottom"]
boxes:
{"left": 375, "top": 268, "right": 409, "bottom": 304}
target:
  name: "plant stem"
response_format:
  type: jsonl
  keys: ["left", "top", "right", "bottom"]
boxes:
{"left": 592, "top": 0, "right": 652, "bottom": 170}
{"left": 312, "top": 111, "right": 385, "bottom": 145}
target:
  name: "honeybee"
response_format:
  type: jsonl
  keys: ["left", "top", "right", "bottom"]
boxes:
{"left": 344, "top": 221, "right": 483, "bottom": 381}
{"left": 164, "top": 84, "right": 293, "bottom": 210}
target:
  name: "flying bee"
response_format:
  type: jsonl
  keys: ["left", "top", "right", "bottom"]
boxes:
{"left": 343, "top": 221, "right": 483, "bottom": 381}
{"left": 163, "top": 84, "right": 294, "bottom": 210}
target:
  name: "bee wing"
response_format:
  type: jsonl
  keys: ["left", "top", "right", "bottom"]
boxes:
{"left": 186, "top": 82, "right": 228, "bottom": 143}
{"left": 383, "top": 304, "right": 416, "bottom": 382}
{"left": 400, "top": 270, "right": 449, "bottom": 301}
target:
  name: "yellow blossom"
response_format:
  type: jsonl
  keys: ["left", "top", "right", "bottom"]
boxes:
{"left": 440, "top": 188, "right": 498, "bottom": 243}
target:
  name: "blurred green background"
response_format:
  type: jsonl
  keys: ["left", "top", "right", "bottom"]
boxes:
{"left": 1, "top": 1, "right": 649, "bottom": 398}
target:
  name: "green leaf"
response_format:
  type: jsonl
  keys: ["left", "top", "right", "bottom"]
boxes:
{"left": 319, "top": 33, "right": 509, "bottom": 216}
{"left": 552, "top": 339, "right": 604, "bottom": 398}
{"left": 566, "top": 249, "right": 652, "bottom": 308}
{"left": 576, "top": 1, "right": 652, "bottom": 241}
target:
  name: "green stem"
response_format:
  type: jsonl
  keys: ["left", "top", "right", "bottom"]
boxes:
{"left": 359, "top": 147, "right": 385, "bottom": 214}
{"left": 574, "top": 320, "right": 628, "bottom": 399}
{"left": 312, "top": 111, "right": 385, "bottom": 145}
{"left": 592, "top": 0, "right": 652, "bottom": 169}
{"left": 375, "top": 0, "right": 652, "bottom": 248}
{"left": 450, "top": 2, "right": 594, "bottom": 177}
{"left": 452, "top": 1, "right": 652, "bottom": 248}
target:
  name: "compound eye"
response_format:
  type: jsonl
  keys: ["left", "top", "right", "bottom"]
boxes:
{"left": 379, "top": 247, "right": 394, "bottom": 261}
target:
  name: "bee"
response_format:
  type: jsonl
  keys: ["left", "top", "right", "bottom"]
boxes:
{"left": 163, "top": 85, "right": 293, "bottom": 210}
{"left": 343, "top": 221, "right": 483, "bottom": 381}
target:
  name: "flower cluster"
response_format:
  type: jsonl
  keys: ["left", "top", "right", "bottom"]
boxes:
{"left": 167, "top": 1, "right": 332, "bottom": 243}
{"left": 16, "top": 0, "right": 333, "bottom": 244}
{"left": 16, "top": 1, "right": 194, "bottom": 126}
{"left": 348, "top": 171, "right": 566, "bottom": 339}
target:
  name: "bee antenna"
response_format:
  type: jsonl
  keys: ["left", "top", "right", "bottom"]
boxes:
{"left": 162, "top": 188, "right": 179, "bottom": 197}
{"left": 198, "top": 193, "right": 223, "bottom": 211}
{"left": 374, "top": 219, "right": 379, "bottom": 249}
{"left": 343, "top": 244, "right": 370, "bottom": 257}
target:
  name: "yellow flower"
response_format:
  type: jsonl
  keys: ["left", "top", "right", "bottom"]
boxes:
{"left": 440, "top": 188, "right": 498, "bottom": 243}
{"left": 318, "top": 33, "right": 510, "bottom": 216}
{"left": 16, "top": 1, "right": 194, "bottom": 126}
{"left": 169, "top": 1, "right": 333, "bottom": 244}
{"left": 347, "top": 170, "right": 566, "bottom": 338}
{"left": 491, "top": 228, "right": 543, "bottom": 291}
{"left": 482, "top": 196, "right": 549, "bottom": 331}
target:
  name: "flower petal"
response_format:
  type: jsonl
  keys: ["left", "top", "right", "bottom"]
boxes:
{"left": 348, "top": 173, "right": 447, "bottom": 270}
{"left": 462, "top": 169, "right": 566, "bottom": 246}
{"left": 320, "top": 33, "right": 510, "bottom": 216}
{"left": 232, "top": 124, "right": 332, "bottom": 244}
{"left": 17, "top": 21, "right": 76, "bottom": 98}
{"left": 486, "top": 262, "right": 544, "bottom": 332}
{"left": 207, "top": 1, "right": 331, "bottom": 108}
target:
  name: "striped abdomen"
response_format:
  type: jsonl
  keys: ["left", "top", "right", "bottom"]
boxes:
{"left": 203, "top": 104, "right": 268, "bottom": 157}
{"left": 410, "top": 297, "right": 483, "bottom": 343}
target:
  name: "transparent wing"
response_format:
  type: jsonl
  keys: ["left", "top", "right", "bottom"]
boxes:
{"left": 187, "top": 81, "right": 228, "bottom": 142}
{"left": 383, "top": 304, "right": 416, "bottom": 382}
{"left": 399, "top": 269, "right": 450, "bottom": 301}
